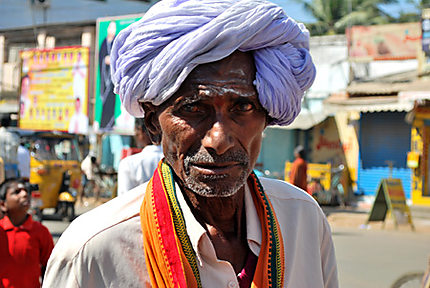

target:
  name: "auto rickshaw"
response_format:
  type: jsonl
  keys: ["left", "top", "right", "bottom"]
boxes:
{"left": 18, "top": 130, "right": 82, "bottom": 221}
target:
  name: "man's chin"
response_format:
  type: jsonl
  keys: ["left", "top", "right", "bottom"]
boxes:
{"left": 183, "top": 175, "right": 247, "bottom": 198}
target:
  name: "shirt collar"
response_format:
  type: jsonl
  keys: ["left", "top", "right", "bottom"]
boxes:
{"left": 1, "top": 214, "right": 33, "bottom": 231}
{"left": 176, "top": 180, "right": 263, "bottom": 263}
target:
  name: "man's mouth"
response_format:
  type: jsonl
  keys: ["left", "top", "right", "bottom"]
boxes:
{"left": 190, "top": 162, "right": 241, "bottom": 175}
{"left": 21, "top": 200, "right": 30, "bottom": 206}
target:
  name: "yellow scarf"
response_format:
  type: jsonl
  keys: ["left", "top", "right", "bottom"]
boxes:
{"left": 140, "top": 161, "right": 285, "bottom": 287}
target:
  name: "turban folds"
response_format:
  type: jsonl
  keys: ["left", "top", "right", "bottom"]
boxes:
{"left": 111, "top": 0, "right": 316, "bottom": 126}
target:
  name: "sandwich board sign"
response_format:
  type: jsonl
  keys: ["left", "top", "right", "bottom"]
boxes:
{"left": 366, "top": 178, "right": 415, "bottom": 230}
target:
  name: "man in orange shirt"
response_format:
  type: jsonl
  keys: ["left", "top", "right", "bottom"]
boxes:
{"left": 289, "top": 145, "right": 308, "bottom": 192}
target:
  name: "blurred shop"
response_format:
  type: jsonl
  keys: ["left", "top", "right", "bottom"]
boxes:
{"left": 325, "top": 21, "right": 429, "bottom": 203}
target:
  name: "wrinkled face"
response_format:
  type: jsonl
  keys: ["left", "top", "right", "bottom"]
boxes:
{"left": 144, "top": 52, "right": 268, "bottom": 197}
{"left": 1, "top": 182, "right": 30, "bottom": 214}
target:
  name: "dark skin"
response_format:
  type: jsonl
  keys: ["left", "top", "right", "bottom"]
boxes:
{"left": 143, "top": 51, "right": 268, "bottom": 273}
{"left": 134, "top": 125, "right": 152, "bottom": 148}
{"left": 0, "top": 181, "right": 48, "bottom": 280}
{"left": 0, "top": 182, "right": 30, "bottom": 226}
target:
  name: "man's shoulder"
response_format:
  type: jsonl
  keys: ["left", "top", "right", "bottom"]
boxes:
{"left": 141, "top": 145, "right": 163, "bottom": 156}
{"left": 52, "top": 184, "right": 147, "bottom": 261}
{"left": 258, "top": 177, "right": 317, "bottom": 204}
{"left": 120, "top": 145, "right": 163, "bottom": 165}
{"left": 118, "top": 152, "right": 145, "bottom": 172}
{"left": 29, "top": 216, "right": 50, "bottom": 232}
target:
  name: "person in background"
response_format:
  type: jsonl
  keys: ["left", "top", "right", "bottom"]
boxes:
{"left": 0, "top": 178, "right": 54, "bottom": 287}
{"left": 17, "top": 140, "right": 31, "bottom": 181}
{"left": 99, "top": 21, "right": 118, "bottom": 129}
{"left": 289, "top": 145, "right": 309, "bottom": 193}
{"left": 68, "top": 96, "right": 89, "bottom": 134}
{"left": 117, "top": 118, "right": 163, "bottom": 196}
{"left": 43, "top": 1, "right": 338, "bottom": 287}
{"left": 80, "top": 153, "right": 100, "bottom": 203}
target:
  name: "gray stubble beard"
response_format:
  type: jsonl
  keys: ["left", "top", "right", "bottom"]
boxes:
{"left": 182, "top": 149, "right": 251, "bottom": 197}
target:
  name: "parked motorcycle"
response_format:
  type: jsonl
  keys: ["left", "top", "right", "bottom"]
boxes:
{"left": 310, "top": 164, "right": 345, "bottom": 206}
{"left": 55, "top": 170, "right": 77, "bottom": 222}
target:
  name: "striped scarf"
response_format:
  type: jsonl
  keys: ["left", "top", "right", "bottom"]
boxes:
{"left": 140, "top": 161, "right": 285, "bottom": 287}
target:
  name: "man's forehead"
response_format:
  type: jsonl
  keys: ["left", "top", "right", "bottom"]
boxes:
{"left": 8, "top": 182, "right": 25, "bottom": 191}
{"left": 146, "top": 51, "right": 258, "bottom": 111}
{"left": 187, "top": 51, "right": 255, "bottom": 84}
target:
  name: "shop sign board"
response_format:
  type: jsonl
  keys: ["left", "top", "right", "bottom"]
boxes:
{"left": 94, "top": 14, "right": 144, "bottom": 134}
{"left": 367, "top": 178, "right": 415, "bottom": 230}
{"left": 347, "top": 22, "right": 421, "bottom": 61}
{"left": 19, "top": 46, "right": 90, "bottom": 133}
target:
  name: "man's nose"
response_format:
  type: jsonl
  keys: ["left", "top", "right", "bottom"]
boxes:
{"left": 19, "top": 189, "right": 29, "bottom": 198}
{"left": 202, "top": 119, "right": 234, "bottom": 155}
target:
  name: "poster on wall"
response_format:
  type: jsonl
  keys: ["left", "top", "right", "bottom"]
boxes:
{"left": 94, "top": 14, "right": 144, "bottom": 134}
{"left": 347, "top": 22, "right": 421, "bottom": 61}
{"left": 19, "top": 46, "right": 90, "bottom": 134}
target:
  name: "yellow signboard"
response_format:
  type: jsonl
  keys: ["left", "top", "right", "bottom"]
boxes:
{"left": 367, "top": 178, "right": 415, "bottom": 230}
{"left": 19, "top": 46, "right": 89, "bottom": 134}
{"left": 285, "top": 162, "right": 331, "bottom": 191}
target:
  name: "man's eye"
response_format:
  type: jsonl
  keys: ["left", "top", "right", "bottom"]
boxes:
{"left": 181, "top": 103, "right": 201, "bottom": 113}
{"left": 233, "top": 102, "right": 254, "bottom": 112}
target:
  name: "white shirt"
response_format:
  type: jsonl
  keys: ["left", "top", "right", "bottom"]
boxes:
{"left": 17, "top": 145, "right": 31, "bottom": 178}
{"left": 81, "top": 155, "right": 95, "bottom": 180}
{"left": 43, "top": 177, "right": 338, "bottom": 288}
{"left": 117, "top": 145, "right": 164, "bottom": 196}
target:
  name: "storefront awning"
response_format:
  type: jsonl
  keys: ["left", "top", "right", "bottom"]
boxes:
{"left": 325, "top": 95, "right": 414, "bottom": 113}
{"left": 275, "top": 106, "right": 329, "bottom": 130}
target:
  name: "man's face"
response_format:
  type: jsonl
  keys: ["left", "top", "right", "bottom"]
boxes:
{"left": 1, "top": 183, "right": 30, "bottom": 214}
{"left": 145, "top": 52, "right": 268, "bottom": 197}
{"left": 107, "top": 21, "right": 117, "bottom": 40}
{"left": 134, "top": 126, "right": 151, "bottom": 148}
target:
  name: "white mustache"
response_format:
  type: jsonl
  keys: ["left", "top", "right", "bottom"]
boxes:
{"left": 184, "top": 149, "right": 249, "bottom": 167}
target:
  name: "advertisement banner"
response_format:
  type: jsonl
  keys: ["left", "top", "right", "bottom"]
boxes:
{"left": 347, "top": 22, "right": 421, "bottom": 61}
{"left": 19, "top": 46, "right": 89, "bottom": 133}
{"left": 94, "top": 14, "right": 144, "bottom": 134}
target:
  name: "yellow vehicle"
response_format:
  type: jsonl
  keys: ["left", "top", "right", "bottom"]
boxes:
{"left": 18, "top": 130, "right": 82, "bottom": 221}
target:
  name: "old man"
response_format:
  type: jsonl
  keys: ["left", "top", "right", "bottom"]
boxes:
{"left": 43, "top": 0, "right": 338, "bottom": 287}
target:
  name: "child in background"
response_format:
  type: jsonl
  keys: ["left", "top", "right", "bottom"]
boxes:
{"left": 0, "top": 178, "right": 54, "bottom": 288}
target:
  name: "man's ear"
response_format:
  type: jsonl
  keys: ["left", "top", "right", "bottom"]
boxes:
{"left": 0, "top": 200, "right": 7, "bottom": 214}
{"left": 141, "top": 102, "right": 162, "bottom": 145}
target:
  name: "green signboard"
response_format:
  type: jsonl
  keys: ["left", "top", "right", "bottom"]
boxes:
{"left": 94, "top": 14, "right": 144, "bottom": 134}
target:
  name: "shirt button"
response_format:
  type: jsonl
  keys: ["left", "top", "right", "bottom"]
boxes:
{"left": 227, "top": 280, "right": 238, "bottom": 288}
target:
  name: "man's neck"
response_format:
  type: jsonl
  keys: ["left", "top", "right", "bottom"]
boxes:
{"left": 184, "top": 187, "right": 245, "bottom": 234}
{"left": 183, "top": 185, "right": 249, "bottom": 273}
{"left": 7, "top": 212, "right": 29, "bottom": 227}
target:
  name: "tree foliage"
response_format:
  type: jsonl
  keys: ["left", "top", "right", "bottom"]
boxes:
{"left": 296, "top": 0, "right": 406, "bottom": 35}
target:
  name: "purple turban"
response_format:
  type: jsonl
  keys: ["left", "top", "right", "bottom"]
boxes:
{"left": 110, "top": 0, "right": 316, "bottom": 126}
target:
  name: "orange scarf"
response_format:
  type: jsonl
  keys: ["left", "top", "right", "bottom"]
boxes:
{"left": 140, "top": 161, "right": 285, "bottom": 287}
